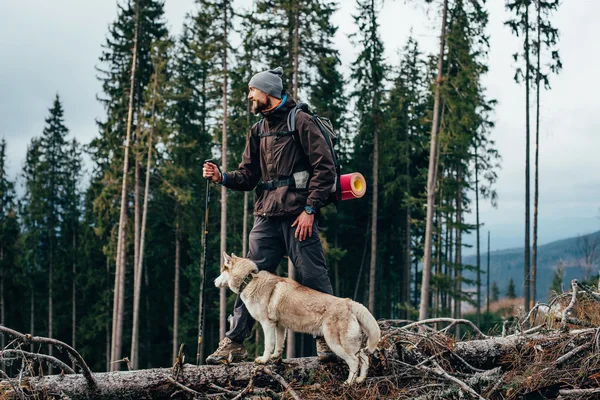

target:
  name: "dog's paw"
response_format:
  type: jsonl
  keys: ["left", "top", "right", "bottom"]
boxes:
{"left": 254, "top": 356, "right": 269, "bottom": 364}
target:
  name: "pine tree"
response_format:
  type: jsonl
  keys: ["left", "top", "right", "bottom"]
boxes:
{"left": 350, "top": 0, "right": 386, "bottom": 315}
{"left": 420, "top": 0, "right": 449, "bottom": 320}
{"left": 186, "top": 0, "right": 236, "bottom": 342}
{"left": 506, "top": 278, "right": 517, "bottom": 299}
{"left": 22, "top": 138, "right": 44, "bottom": 352}
{"left": 131, "top": 38, "right": 173, "bottom": 369}
{"left": 505, "top": 0, "right": 534, "bottom": 313}
{"left": 162, "top": 12, "right": 216, "bottom": 363}
{"left": 253, "top": 0, "right": 338, "bottom": 97}
{"left": 381, "top": 34, "right": 428, "bottom": 318}
{"left": 491, "top": 281, "right": 499, "bottom": 302}
{"left": 0, "top": 138, "right": 19, "bottom": 356}
{"left": 432, "top": 0, "right": 497, "bottom": 322}
{"left": 39, "top": 95, "right": 70, "bottom": 373}
{"left": 62, "top": 139, "right": 83, "bottom": 352}
{"left": 20, "top": 95, "right": 71, "bottom": 373}
{"left": 91, "top": 0, "right": 169, "bottom": 371}
{"left": 550, "top": 261, "right": 564, "bottom": 294}
{"left": 531, "top": 0, "right": 561, "bottom": 306}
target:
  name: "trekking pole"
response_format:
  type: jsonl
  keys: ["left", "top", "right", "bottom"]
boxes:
{"left": 197, "top": 159, "right": 221, "bottom": 365}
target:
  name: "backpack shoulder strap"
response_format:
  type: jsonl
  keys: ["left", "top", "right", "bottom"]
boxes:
{"left": 258, "top": 118, "right": 296, "bottom": 138}
{"left": 287, "top": 103, "right": 311, "bottom": 133}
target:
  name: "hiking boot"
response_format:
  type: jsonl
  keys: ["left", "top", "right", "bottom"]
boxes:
{"left": 206, "top": 337, "right": 248, "bottom": 365}
{"left": 316, "top": 337, "right": 335, "bottom": 362}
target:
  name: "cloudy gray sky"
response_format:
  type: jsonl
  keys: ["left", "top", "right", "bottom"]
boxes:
{"left": 1, "top": 0, "right": 599, "bottom": 251}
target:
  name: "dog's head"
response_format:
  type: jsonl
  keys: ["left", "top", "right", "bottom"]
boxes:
{"left": 214, "top": 252, "right": 259, "bottom": 294}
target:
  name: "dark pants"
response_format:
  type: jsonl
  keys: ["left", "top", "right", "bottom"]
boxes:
{"left": 226, "top": 215, "right": 334, "bottom": 343}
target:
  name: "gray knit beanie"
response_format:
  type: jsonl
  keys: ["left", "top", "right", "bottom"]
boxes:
{"left": 248, "top": 67, "right": 284, "bottom": 99}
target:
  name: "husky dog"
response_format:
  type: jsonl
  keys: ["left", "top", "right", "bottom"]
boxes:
{"left": 215, "top": 252, "right": 381, "bottom": 384}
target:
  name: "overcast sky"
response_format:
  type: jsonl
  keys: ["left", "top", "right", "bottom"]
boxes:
{"left": 1, "top": 0, "right": 599, "bottom": 252}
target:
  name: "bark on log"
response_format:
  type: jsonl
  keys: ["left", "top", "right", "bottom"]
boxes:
{"left": 10, "top": 358, "right": 330, "bottom": 400}
{"left": 3, "top": 328, "right": 597, "bottom": 399}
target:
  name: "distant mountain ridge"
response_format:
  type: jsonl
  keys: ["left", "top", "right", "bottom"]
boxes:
{"left": 463, "top": 230, "right": 600, "bottom": 299}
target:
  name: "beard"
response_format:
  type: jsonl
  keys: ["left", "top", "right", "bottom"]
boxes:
{"left": 251, "top": 98, "right": 271, "bottom": 115}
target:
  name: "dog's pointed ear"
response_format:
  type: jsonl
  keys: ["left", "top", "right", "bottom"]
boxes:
{"left": 223, "top": 251, "right": 231, "bottom": 264}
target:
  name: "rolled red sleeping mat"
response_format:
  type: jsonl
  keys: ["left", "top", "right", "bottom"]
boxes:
{"left": 340, "top": 172, "right": 366, "bottom": 201}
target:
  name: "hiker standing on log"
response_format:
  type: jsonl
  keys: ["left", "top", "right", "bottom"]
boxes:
{"left": 203, "top": 67, "right": 336, "bottom": 364}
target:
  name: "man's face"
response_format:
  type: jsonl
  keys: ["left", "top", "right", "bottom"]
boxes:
{"left": 248, "top": 86, "right": 269, "bottom": 114}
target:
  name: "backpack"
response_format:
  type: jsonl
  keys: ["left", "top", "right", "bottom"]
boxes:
{"left": 258, "top": 103, "right": 342, "bottom": 209}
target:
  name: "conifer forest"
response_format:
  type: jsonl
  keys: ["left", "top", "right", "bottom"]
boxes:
{"left": 4, "top": 0, "right": 600, "bottom": 399}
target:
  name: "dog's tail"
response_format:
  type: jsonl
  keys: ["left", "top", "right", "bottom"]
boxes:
{"left": 350, "top": 301, "right": 381, "bottom": 353}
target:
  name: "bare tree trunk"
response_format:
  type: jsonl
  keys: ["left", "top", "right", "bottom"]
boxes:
{"left": 72, "top": 233, "right": 77, "bottom": 362}
{"left": 523, "top": 0, "right": 532, "bottom": 314}
{"left": 144, "top": 260, "right": 151, "bottom": 369}
{"left": 443, "top": 211, "right": 450, "bottom": 315}
{"left": 111, "top": 0, "right": 139, "bottom": 371}
{"left": 48, "top": 255, "right": 53, "bottom": 375}
{"left": 532, "top": 0, "right": 541, "bottom": 309}
{"left": 354, "top": 222, "right": 370, "bottom": 302}
{"left": 486, "top": 231, "right": 490, "bottom": 315}
{"left": 243, "top": 98, "right": 251, "bottom": 260}
{"left": 434, "top": 189, "right": 443, "bottom": 318}
{"left": 172, "top": 221, "right": 181, "bottom": 365}
{"left": 131, "top": 61, "right": 156, "bottom": 371}
{"left": 134, "top": 155, "right": 140, "bottom": 295}
{"left": 219, "top": 0, "right": 229, "bottom": 340}
{"left": 420, "top": 0, "right": 448, "bottom": 321}
{"left": 447, "top": 206, "right": 454, "bottom": 315}
{"left": 30, "top": 291, "right": 34, "bottom": 353}
{"left": 368, "top": 0, "right": 380, "bottom": 316}
{"left": 106, "top": 258, "right": 110, "bottom": 372}
{"left": 0, "top": 246, "right": 4, "bottom": 372}
{"left": 287, "top": 3, "right": 301, "bottom": 357}
{"left": 293, "top": 2, "right": 299, "bottom": 100}
{"left": 404, "top": 208, "right": 411, "bottom": 318}
{"left": 454, "top": 167, "right": 463, "bottom": 338}
{"left": 475, "top": 150, "right": 481, "bottom": 327}
{"left": 369, "top": 117, "right": 378, "bottom": 315}
{"left": 334, "top": 229, "right": 340, "bottom": 297}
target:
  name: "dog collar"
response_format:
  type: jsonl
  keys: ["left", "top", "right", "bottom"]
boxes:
{"left": 238, "top": 273, "right": 255, "bottom": 294}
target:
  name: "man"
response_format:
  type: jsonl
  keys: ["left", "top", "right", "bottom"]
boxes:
{"left": 203, "top": 66, "right": 336, "bottom": 364}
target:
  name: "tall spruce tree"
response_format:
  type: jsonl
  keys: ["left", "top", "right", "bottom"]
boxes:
{"left": 91, "top": 0, "right": 169, "bottom": 371}
{"left": 531, "top": 0, "right": 561, "bottom": 306}
{"left": 187, "top": 0, "right": 236, "bottom": 342}
{"left": 20, "top": 95, "right": 71, "bottom": 373}
{"left": 505, "top": 0, "right": 534, "bottom": 313}
{"left": 381, "top": 34, "right": 428, "bottom": 319}
{"left": 163, "top": 12, "right": 216, "bottom": 363}
{"left": 22, "top": 138, "right": 44, "bottom": 352}
{"left": 350, "top": 0, "right": 386, "bottom": 315}
{"left": 39, "top": 95, "right": 70, "bottom": 373}
{"left": 62, "top": 139, "right": 83, "bottom": 352}
{"left": 253, "top": 0, "right": 338, "bottom": 97}
{"left": 506, "top": 278, "right": 517, "bottom": 299}
{"left": 131, "top": 38, "right": 173, "bottom": 369}
{"left": 420, "top": 0, "right": 449, "bottom": 320}
{"left": 0, "top": 138, "right": 19, "bottom": 356}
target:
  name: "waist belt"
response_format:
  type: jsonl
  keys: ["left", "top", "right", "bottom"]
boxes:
{"left": 259, "top": 178, "right": 296, "bottom": 191}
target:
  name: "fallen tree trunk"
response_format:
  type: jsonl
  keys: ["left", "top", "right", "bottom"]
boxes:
{"left": 3, "top": 327, "right": 597, "bottom": 399}
{"left": 4, "top": 357, "right": 329, "bottom": 400}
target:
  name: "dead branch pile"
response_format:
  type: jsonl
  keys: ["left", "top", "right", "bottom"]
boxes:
{"left": 2, "top": 279, "right": 600, "bottom": 399}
